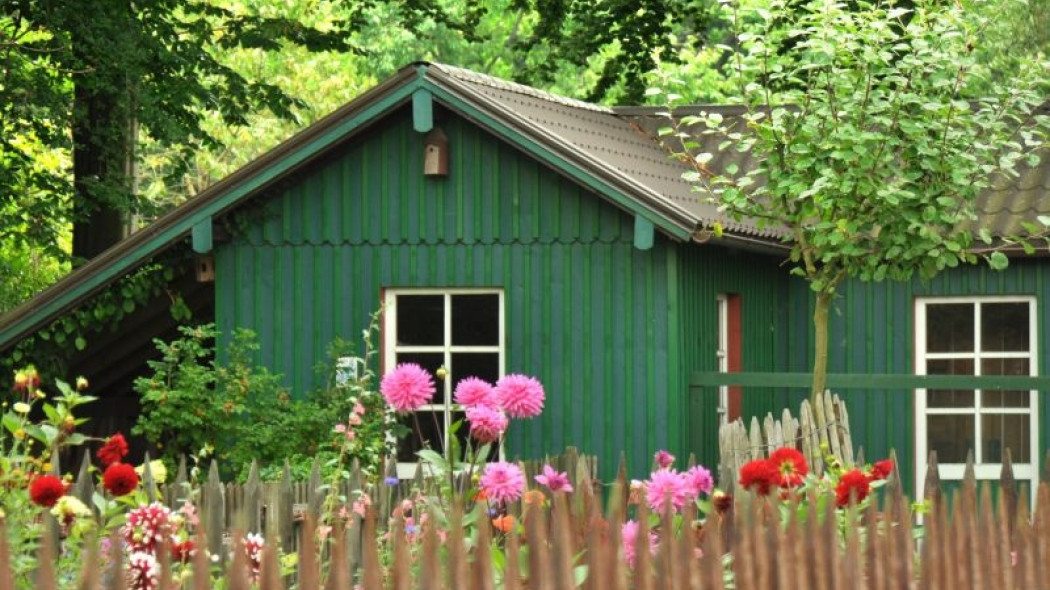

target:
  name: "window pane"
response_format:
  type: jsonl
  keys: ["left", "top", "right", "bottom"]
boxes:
{"left": 980, "top": 358, "right": 1031, "bottom": 408}
{"left": 452, "top": 294, "right": 499, "bottom": 345}
{"left": 982, "top": 414, "right": 1030, "bottom": 463}
{"left": 926, "top": 358, "right": 974, "bottom": 408}
{"left": 981, "top": 303, "right": 1029, "bottom": 352}
{"left": 394, "top": 352, "right": 446, "bottom": 404}
{"left": 396, "top": 411, "right": 444, "bottom": 463}
{"left": 926, "top": 303, "right": 974, "bottom": 353}
{"left": 451, "top": 353, "right": 501, "bottom": 388}
{"left": 396, "top": 295, "right": 444, "bottom": 345}
{"left": 927, "top": 415, "right": 974, "bottom": 463}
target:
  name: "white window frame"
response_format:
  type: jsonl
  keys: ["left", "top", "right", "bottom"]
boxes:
{"left": 717, "top": 294, "right": 729, "bottom": 425}
{"left": 383, "top": 288, "right": 506, "bottom": 479}
{"left": 914, "top": 296, "right": 1039, "bottom": 498}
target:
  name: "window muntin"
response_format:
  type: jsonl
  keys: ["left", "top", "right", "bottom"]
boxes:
{"left": 916, "top": 297, "right": 1037, "bottom": 490}
{"left": 384, "top": 289, "right": 504, "bottom": 475}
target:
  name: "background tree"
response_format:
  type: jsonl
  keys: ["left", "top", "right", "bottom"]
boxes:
{"left": 657, "top": 0, "right": 1050, "bottom": 400}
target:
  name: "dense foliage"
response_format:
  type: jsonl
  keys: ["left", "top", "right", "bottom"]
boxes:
{"left": 131, "top": 323, "right": 392, "bottom": 481}
{"left": 657, "top": 0, "right": 1050, "bottom": 397}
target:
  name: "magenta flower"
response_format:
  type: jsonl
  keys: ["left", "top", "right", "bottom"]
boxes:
{"left": 454, "top": 377, "right": 497, "bottom": 407}
{"left": 479, "top": 461, "right": 526, "bottom": 505}
{"left": 684, "top": 465, "right": 714, "bottom": 497}
{"left": 465, "top": 405, "right": 508, "bottom": 443}
{"left": 621, "top": 520, "right": 658, "bottom": 569}
{"left": 654, "top": 450, "right": 675, "bottom": 469}
{"left": 380, "top": 363, "right": 436, "bottom": 412}
{"left": 534, "top": 464, "right": 574, "bottom": 493}
{"left": 645, "top": 468, "right": 691, "bottom": 513}
{"left": 495, "top": 374, "right": 545, "bottom": 418}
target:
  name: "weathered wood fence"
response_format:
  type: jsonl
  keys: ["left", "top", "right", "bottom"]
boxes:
{"left": 65, "top": 448, "right": 598, "bottom": 556}
{"left": 718, "top": 390, "right": 854, "bottom": 490}
{"left": 15, "top": 449, "right": 1050, "bottom": 589}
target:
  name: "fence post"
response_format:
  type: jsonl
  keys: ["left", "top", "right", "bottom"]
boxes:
{"left": 306, "top": 457, "right": 324, "bottom": 522}
{"left": 277, "top": 462, "right": 294, "bottom": 553}
{"left": 1001, "top": 448, "right": 1018, "bottom": 536}
{"left": 203, "top": 460, "right": 226, "bottom": 560}
{"left": 141, "top": 451, "right": 158, "bottom": 503}
{"left": 245, "top": 460, "right": 261, "bottom": 534}
{"left": 72, "top": 453, "right": 93, "bottom": 507}
{"left": 925, "top": 451, "right": 942, "bottom": 506}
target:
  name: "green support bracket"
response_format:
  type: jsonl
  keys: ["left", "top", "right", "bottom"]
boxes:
{"left": 192, "top": 218, "right": 213, "bottom": 254}
{"left": 634, "top": 215, "right": 655, "bottom": 250}
{"left": 412, "top": 88, "right": 434, "bottom": 133}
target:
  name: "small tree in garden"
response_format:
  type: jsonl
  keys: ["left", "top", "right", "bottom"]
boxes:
{"left": 655, "top": 0, "right": 1050, "bottom": 400}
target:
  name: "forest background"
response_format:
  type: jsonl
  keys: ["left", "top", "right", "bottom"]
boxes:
{"left": 1, "top": 0, "right": 1047, "bottom": 313}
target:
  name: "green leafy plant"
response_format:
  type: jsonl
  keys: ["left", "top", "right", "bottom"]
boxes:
{"left": 132, "top": 323, "right": 394, "bottom": 481}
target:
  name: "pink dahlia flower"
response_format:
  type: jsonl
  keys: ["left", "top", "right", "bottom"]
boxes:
{"left": 621, "top": 520, "right": 659, "bottom": 569}
{"left": 466, "top": 405, "right": 508, "bottom": 443}
{"left": 495, "top": 374, "right": 545, "bottom": 418}
{"left": 126, "top": 551, "right": 159, "bottom": 590}
{"left": 380, "top": 363, "right": 436, "bottom": 412}
{"left": 654, "top": 450, "right": 675, "bottom": 469}
{"left": 123, "top": 502, "right": 173, "bottom": 553}
{"left": 454, "top": 377, "right": 497, "bottom": 407}
{"left": 645, "top": 468, "right": 691, "bottom": 513}
{"left": 479, "top": 461, "right": 526, "bottom": 505}
{"left": 534, "top": 464, "right": 574, "bottom": 493}
{"left": 684, "top": 465, "right": 714, "bottom": 497}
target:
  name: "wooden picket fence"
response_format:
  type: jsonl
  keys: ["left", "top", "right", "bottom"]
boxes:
{"left": 718, "top": 391, "right": 854, "bottom": 489}
{"left": 62, "top": 448, "right": 599, "bottom": 558}
{"left": 11, "top": 448, "right": 1050, "bottom": 589}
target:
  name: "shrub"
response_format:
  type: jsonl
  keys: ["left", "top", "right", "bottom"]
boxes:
{"left": 132, "top": 324, "right": 392, "bottom": 480}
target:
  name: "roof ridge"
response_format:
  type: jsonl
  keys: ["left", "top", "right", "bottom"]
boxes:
{"left": 428, "top": 62, "right": 614, "bottom": 114}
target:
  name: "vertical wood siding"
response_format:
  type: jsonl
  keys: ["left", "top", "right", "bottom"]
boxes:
{"left": 215, "top": 107, "right": 676, "bottom": 481}
{"left": 676, "top": 247, "right": 791, "bottom": 472}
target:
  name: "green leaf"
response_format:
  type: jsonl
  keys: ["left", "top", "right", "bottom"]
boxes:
{"left": 574, "top": 565, "right": 589, "bottom": 586}
{"left": 988, "top": 251, "right": 1009, "bottom": 270}
{"left": 416, "top": 449, "right": 449, "bottom": 472}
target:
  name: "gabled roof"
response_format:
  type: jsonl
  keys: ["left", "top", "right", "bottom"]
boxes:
{"left": 0, "top": 62, "right": 773, "bottom": 352}
{"left": 3, "top": 62, "right": 1046, "bottom": 353}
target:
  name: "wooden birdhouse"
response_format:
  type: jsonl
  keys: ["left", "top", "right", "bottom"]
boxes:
{"left": 195, "top": 253, "right": 215, "bottom": 283}
{"left": 423, "top": 128, "right": 449, "bottom": 177}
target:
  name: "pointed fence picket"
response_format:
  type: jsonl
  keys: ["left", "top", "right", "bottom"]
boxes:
{"left": 12, "top": 447, "right": 1050, "bottom": 589}
{"left": 718, "top": 390, "right": 854, "bottom": 490}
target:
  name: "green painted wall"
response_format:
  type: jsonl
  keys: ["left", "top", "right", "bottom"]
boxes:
{"left": 775, "top": 259, "right": 1050, "bottom": 495}
{"left": 675, "top": 247, "right": 791, "bottom": 472}
{"left": 214, "top": 106, "right": 681, "bottom": 481}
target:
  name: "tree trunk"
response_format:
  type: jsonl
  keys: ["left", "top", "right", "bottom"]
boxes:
{"left": 70, "top": 2, "right": 135, "bottom": 263}
{"left": 811, "top": 289, "right": 833, "bottom": 403}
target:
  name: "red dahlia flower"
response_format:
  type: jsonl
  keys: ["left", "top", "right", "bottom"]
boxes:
{"left": 29, "top": 474, "right": 66, "bottom": 507}
{"left": 103, "top": 462, "right": 140, "bottom": 496}
{"left": 738, "top": 459, "right": 778, "bottom": 496}
{"left": 870, "top": 459, "right": 894, "bottom": 480}
{"left": 768, "top": 447, "right": 809, "bottom": 488}
{"left": 97, "top": 432, "right": 129, "bottom": 466}
{"left": 835, "top": 468, "right": 872, "bottom": 507}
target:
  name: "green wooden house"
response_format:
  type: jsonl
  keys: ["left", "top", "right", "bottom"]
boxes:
{"left": 1, "top": 63, "right": 1046, "bottom": 496}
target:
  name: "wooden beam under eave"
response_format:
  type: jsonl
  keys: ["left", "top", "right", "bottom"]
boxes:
{"left": 412, "top": 88, "right": 434, "bottom": 133}
{"left": 634, "top": 215, "right": 654, "bottom": 250}
{"left": 192, "top": 218, "right": 213, "bottom": 254}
